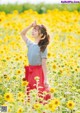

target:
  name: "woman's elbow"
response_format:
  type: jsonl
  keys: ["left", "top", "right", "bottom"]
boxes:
{"left": 20, "top": 32, "right": 23, "bottom": 36}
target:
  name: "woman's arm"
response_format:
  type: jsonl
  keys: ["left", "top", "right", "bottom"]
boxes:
{"left": 42, "top": 59, "right": 49, "bottom": 85}
{"left": 20, "top": 24, "right": 32, "bottom": 43}
{"left": 20, "top": 21, "right": 36, "bottom": 43}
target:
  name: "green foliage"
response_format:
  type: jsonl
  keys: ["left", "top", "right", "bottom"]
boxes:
{"left": 0, "top": 3, "right": 80, "bottom": 14}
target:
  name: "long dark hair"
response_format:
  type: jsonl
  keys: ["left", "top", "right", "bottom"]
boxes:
{"left": 34, "top": 25, "right": 50, "bottom": 52}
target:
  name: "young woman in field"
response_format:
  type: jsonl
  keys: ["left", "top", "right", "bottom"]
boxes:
{"left": 20, "top": 21, "right": 51, "bottom": 104}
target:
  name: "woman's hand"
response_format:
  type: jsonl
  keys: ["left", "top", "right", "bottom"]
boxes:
{"left": 31, "top": 21, "right": 37, "bottom": 27}
{"left": 44, "top": 81, "right": 50, "bottom": 89}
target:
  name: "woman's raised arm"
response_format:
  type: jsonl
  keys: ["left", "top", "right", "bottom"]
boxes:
{"left": 20, "top": 24, "right": 32, "bottom": 43}
{"left": 20, "top": 21, "right": 37, "bottom": 43}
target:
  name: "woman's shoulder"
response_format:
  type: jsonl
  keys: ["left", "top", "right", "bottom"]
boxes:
{"left": 26, "top": 38, "right": 34, "bottom": 47}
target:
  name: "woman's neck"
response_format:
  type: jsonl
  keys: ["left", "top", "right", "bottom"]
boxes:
{"left": 35, "top": 38, "right": 40, "bottom": 44}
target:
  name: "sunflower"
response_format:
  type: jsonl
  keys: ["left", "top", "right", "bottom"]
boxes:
{"left": 16, "top": 69, "right": 22, "bottom": 75}
{"left": 52, "top": 64, "right": 57, "bottom": 69}
{"left": 4, "top": 92, "right": 14, "bottom": 102}
{"left": 22, "top": 81, "right": 29, "bottom": 86}
{"left": 33, "top": 102, "right": 41, "bottom": 110}
{"left": 51, "top": 98, "right": 60, "bottom": 107}
{"left": 48, "top": 102, "right": 56, "bottom": 112}
{"left": 66, "top": 100, "right": 75, "bottom": 110}
{"left": 17, "top": 92, "right": 24, "bottom": 99}
{"left": 50, "top": 88, "right": 56, "bottom": 93}
{"left": 17, "top": 107, "right": 23, "bottom": 113}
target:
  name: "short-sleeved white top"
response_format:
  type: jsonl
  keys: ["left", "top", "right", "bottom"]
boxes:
{"left": 26, "top": 38, "right": 47, "bottom": 65}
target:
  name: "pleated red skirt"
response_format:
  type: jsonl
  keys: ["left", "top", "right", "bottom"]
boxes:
{"left": 24, "top": 65, "right": 51, "bottom": 102}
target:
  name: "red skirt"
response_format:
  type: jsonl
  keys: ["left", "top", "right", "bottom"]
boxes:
{"left": 24, "top": 65, "right": 51, "bottom": 102}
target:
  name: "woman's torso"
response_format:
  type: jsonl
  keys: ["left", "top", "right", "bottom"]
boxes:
{"left": 27, "top": 43, "right": 42, "bottom": 65}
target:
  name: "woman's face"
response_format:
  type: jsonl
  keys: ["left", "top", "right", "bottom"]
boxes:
{"left": 32, "top": 26, "right": 40, "bottom": 38}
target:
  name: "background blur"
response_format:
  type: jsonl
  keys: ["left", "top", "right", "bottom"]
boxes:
{"left": 0, "top": 0, "right": 61, "bottom": 4}
{"left": 0, "top": 0, "right": 80, "bottom": 14}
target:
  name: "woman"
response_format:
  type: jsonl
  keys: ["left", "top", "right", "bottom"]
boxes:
{"left": 20, "top": 21, "right": 51, "bottom": 104}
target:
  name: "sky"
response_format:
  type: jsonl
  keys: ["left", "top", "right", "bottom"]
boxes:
{"left": 0, "top": 0, "right": 61, "bottom": 4}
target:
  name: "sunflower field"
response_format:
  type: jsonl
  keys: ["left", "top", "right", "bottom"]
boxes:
{"left": 0, "top": 9, "right": 80, "bottom": 113}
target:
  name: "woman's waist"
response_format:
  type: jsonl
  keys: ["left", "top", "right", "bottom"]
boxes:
{"left": 29, "top": 64, "right": 42, "bottom": 67}
{"left": 24, "top": 64, "right": 42, "bottom": 68}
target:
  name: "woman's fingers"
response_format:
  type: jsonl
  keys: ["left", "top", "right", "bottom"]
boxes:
{"left": 33, "top": 20, "right": 37, "bottom": 27}
{"left": 44, "top": 82, "right": 51, "bottom": 89}
{"left": 31, "top": 20, "right": 37, "bottom": 27}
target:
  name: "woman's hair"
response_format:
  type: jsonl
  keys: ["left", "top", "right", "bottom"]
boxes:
{"left": 34, "top": 24, "right": 50, "bottom": 52}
